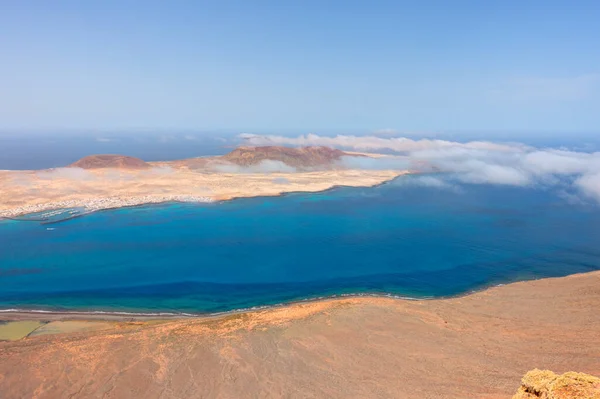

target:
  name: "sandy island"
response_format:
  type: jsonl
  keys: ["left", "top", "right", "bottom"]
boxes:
{"left": 0, "top": 167, "right": 405, "bottom": 218}
{"left": 0, "top": 147, "right": 408, "bottom": 217}
{"left": 1, "top": 271, "right": 599, "bottom": 398}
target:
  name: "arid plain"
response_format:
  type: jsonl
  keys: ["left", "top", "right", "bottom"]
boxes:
{"left": 0, "top": 272, "right": 599, "bottom": 398}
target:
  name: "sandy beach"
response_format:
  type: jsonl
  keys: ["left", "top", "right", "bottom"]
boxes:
{"left": 1, "top": 271, "right": 599, "bottom": 398}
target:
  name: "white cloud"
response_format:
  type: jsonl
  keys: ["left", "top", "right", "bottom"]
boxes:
{"left": 391, "top": 175, "right": 460, "bottom": 191}
{"left": 457, "top": 162, "right": 530, "bottom": 186}
{"left": 103, "top": 170, "right": 135, "bottom": 181}
{"left": 523, "top": 150, "right": 600, "bottom": 175}
{"left": 240, "top": 133, "right": 527, "bottom": 153}
{"left": 212, "top": 160, "right": 297, "bottom": 174}
{"left": 36, "top": 167, "right": 95, "bottom": 181}
{"left": 576, "top": 173, "right": 600, "bottom": 201}
{"left": 337, "top": 155, "right": 411, "bottom": 170}
{"left": 239, "top": 133, "right": 600, "bottom": 203}
{"left": 272, "top": 177, "right": 290, "bottom": 185}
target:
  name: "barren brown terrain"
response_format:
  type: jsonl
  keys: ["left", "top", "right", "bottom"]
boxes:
{"left": 70, "top": 154, "right": 151, "bottom": 169}
{"left": 1, "top": 272, "right": 599, "bottom": 399}
{"left": 220, "top": 145, "right": 348, "bottom": 168}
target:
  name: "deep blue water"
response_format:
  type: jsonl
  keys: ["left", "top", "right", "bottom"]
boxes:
{"left": 1, "top": 176, "right": 600, "bottom": 314}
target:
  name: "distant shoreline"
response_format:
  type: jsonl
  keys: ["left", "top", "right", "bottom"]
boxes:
{"left": 0, "top": 146, "right": 408, "bottom": 219}
{"left": 0, "top": 195, "right": 214, "bottom": 220}
{"left": 0, "top": 171, "right": 406, "bottom": 219}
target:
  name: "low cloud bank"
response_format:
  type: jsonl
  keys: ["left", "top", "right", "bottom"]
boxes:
{"left": 36, "top": 167, "right": 95, "bottom": 181}
{"left": 240, "top": 133, "right": 600, "bottom": 202}
{"left": 272, "top": 177, "right": 291, "bottom": 185}
{"left": 391, "top": 175, "right": 461, "bottom": 191}
{"left": 337, "top": 155, "right": 411, "bottom": 171}
{"left": 240, "top": 133, "right": 526, "bottom": 153}
{"left": 211, "top": 160, "right": 297, "bottom": 174}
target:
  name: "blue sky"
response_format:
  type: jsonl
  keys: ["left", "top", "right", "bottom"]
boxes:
{"left": 0, "top": 0, "right": 599, "bottom": 133}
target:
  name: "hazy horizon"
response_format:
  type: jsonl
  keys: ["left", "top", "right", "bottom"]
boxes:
{"left": 2, "top": 1, "right": 600, "bottom": 201}
{"left": 1, "top": 1, "right": 599, "bottom": 131}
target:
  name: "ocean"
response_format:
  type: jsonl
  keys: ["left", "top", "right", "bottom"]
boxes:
{"left": 1, "top": 175, "right": 600, "bottom": 314}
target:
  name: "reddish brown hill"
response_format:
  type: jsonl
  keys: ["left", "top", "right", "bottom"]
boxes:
{"left": 69, "top": 155, "right": 150, "bottom": 169}
{"left": 221, "top": 146, "right": 347, "bottom": 168}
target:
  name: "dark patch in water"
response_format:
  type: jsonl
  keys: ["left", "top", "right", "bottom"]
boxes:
{"left": 1, "top": 181, "right": 600, "bottom": 313}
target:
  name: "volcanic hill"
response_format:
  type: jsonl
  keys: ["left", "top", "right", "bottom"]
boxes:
{"left": 220, "top": 146, "right": 348, "bottom": 168}
{"left": 69, "top": 154, "right": 150, "bottom": 169}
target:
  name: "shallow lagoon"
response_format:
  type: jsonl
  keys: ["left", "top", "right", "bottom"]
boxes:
{"left": 1, "top": 175, "right": 600, "bottom": 314}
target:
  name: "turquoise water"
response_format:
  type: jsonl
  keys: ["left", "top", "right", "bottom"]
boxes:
{"left": 1, "top": 176, "right": 600, "bottom": 314}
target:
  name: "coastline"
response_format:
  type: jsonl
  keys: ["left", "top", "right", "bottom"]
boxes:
{"left": 0, "top": 292, "right": 424, "bottom": 322}
{"left": 0, "top": 169, "right": 407, "bottom": 218}
{"left": 0, "top": 194, "right": 213, "bottom": 220}
{"left": 1, "top": 270, "right": 597, "bottom": 322}
{"left": 1, "top": 269, "right": 599, "bottom": 398}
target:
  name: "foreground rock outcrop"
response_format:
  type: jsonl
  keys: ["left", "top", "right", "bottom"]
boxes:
{"left": 513, "top": 369, "right": 600, "bottom": 399}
